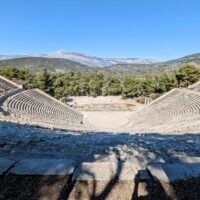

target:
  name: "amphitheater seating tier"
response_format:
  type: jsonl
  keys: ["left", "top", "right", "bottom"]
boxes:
{"left": 1, "top": 75, "right": 200, "bottom": 133}
{"left": 0, "top": 76, "right": 18, "bottom": 92}
{"left": 188, "top": 81, "right": 200, "bottom": 92}
{"left": 130, "top": 87, "right": 200, "bottom": 132}
{"left": 0, "top": 76, "right": 23, "bottom": 106}
{"left": 2, "top": 89, "right": 85, "bottom": 130}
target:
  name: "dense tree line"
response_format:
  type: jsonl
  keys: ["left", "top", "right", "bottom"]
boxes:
{"left": 0, "top": 63, "right": 199, "bottom": 99}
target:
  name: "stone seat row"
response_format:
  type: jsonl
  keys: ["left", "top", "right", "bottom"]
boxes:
{"left": 130, "top": 89, "right": 200, "bottom": 131}
{"left": 0, "top": 82, "right": 12, "bottom": 92}
{"left": 188, "top": 81, "right": 200, "bottom": 93}
{"left": 1, "top": 156, "right": 200, "bottom": 182}
{"left": 5, "top": 91, "right": 80, "bottom": 120}
{"left": 0, "top": 76, "right": 18, "bottom": 90}
{"left": 1, "top": 156, "right": 199, "bottom": 200}
{"left": 0, "top": 88, "right": 23, "bottom": 105}
{"left": 2, "top": 89, "right": 86, "bottom": 130}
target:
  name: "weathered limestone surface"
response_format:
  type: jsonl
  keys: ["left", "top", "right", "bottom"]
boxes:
{"left": 110, "top": 161, "right": 138, "bottom": 180}
{"left": 73, "top": 161, "right": 138, "bottom": 181}
{"left": 10, "top": 159, "right": 76, "bottom": 175}
{"left": 71, "top": 162, "right": 136, "bottom": 200}
{"left": 147, "top": 164, "right": 185, "bottom": 182}
{"left": 73, "top": 162, "right": 112, "bottom": 181}
{"left": 147, "top": 163, "right": 200, "bottom": 182}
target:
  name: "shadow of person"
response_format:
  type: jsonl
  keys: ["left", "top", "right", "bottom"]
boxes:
{"left": 131, "top": 170, "right": 175, "bottom": 200}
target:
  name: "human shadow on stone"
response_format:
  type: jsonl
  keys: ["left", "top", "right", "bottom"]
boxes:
{"left": 131, "top": 170, "right": 174, "bottom": 200}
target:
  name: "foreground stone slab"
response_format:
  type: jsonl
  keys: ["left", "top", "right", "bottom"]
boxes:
{"left": 147, "top": 164, "right": 167, "bottom": 182}
{"left": 0, "top": 157, "right": 15, "bottom": 174}
{"left": 147, "top": 163, "right": 200, "bottom": 182}
{"left": 10, "top": 159, "right": 76, "bottom": 175}
{"left": 73, "top": 162, "right": 112, "bottom": 181}
{"left": 70, "top": 162, "right": 138, "bottom": 200}
{"left": 147, "top": 164, "right": 185, "bottom": 182}
{"left": 110, "top": 161, "right": 138, "bottom": 180}
{"left": 126, "top": 155, "right": 149, "bottom": 170}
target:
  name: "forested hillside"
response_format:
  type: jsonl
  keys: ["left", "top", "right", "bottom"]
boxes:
{"left": 0, "top": 63, "right": 199, "bottom": 99}
{"left": 0, "top": 57, "right": 95, "bottom": 73}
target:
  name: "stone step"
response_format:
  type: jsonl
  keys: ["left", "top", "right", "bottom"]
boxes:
{"left": 110, "top": 161, "right": 138, "bottom": 181}
{"left": 9, "top": 159, "right": 76, "bottom": 175}
{"left": 147, "top": 163, "right": 200, "bottom": 182}
{"left": 70, "top": 161, "right": 146, "bottom": 200}
{"left": 171, "top": 156, "right": 200, "bottom": 164}
{"left": 72, "top": 161, "right": 147, "bottom": 181}
{"left": 0, "top": 157, "right": 15, "bottom": 174}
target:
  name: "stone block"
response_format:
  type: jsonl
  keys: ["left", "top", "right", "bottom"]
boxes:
{"left": 10, "top": 159, "right": 76, "bottom": 175}
{"left": 147, "top": 164, "right": 186, "bottom": 182}
{"left": 110, "top": 161, "right": 137, "bottom": 180}
{"left": 73, "top": 162, "right": 112, "bottom": 181}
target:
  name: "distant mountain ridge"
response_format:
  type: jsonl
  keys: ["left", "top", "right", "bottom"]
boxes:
{"left": 0, "top": 50, "right": 158, "bottom": 67}
{"left": 0, "top": 57, "right": 94, "bottom": 73}
{"left": 107, "top": 53, "right": 200, "bottom": 74}
{"left": 0, "top": 52, "right": 199, "bottom": 75}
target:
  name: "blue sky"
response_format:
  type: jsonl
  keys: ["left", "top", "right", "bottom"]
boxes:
{"left": 0, "top": 0, "right": 200, "bottom": 60}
